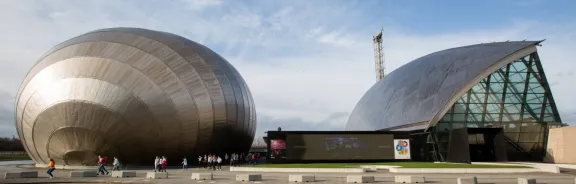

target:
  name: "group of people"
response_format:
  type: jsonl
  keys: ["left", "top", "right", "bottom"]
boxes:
{"left": 42, "top": 152, "right": 263, "bottom": 178}
{"left": 97, "top": 155, "right": 122, "bottom": 175}
{"left": 44, "top": 155, "right": 121, "bottom": 179}
{"left": 154, "top": 156, "right": 168, "bottom": 172}
{"left": 198, "top": 152, "right": 262, "bottom": 168}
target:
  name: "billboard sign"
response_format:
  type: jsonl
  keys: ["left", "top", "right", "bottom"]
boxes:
{"left": 394, "top": 139, "right": 410, "bottom": 159}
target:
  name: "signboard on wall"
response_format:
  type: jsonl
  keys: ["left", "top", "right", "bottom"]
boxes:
{"left": 394, "top": 139, "right": 411, "bottom": 159}
{"left": 270, "top": 139, "right": 286, "bottom": 159}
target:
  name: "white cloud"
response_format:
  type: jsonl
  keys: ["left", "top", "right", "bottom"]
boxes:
{"left": 181, "top": 0, "right": 222, "bottom": 10}
{"left": 0, "top": 0, "right": 575, "bottom": 139}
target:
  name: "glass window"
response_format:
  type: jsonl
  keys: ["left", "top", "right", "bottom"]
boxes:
{"left": 437, "top": 122, "right": 451, "bottom": 132}
{"left": 543, "top": 115, "right": 556, "bottom": 122}
{"left": 452, "top": 123, "right": 465, "bottom": 129}
{"left": 527, "top": 72, "right": 538, "bottom": 83}
{"left": 441, "top": 114, "right": 452, "bottom": 121}
{"left": 508, "top": 72, "right": 527, "bottom": 83}
{"left": 486, "top": 103, "right": 501, "bottom": 113}
{"left": 543, "top": 103, "right": 553, "bottom": 115}
{"left": 525, "top": 93, "right": 544, "bottom": 104}
{"left": 502, "top": 114, "right": 522, "bottom": 122}
{"left": 485, "top": 113, "right": 501, "bottom": 121}
{"left": 457, "top": 94, "right": 468, "bottom": 104}
{"left": 518, "top": 143, "right": 536, "bottom": 151}
{"left": 521, "top": 111, "right": 538, "bottom": 122}
{"left": 510, "top": 60, "right": 529, "bottom": 73}
{"left": 521, "top": 122, "right": 543, "bottom": 133}
{"left": 491, "top": 71, "right": 507, "bottom": 83}
{"left": 466, "top": 122, "right": 479, "bottom": 128}
{"left": 467, "top": 104, "right": 484, "bottom": 114}
{"left": 486, "top": 93, "right": 502, "bottom": 103}
{"left": 489, "top": 82, "right": 505, "bottom": 93}
{"left": 503, "top": 122, "right": 521, "bottom": 131}
{"left": 484, "top": 122, "right": 501, "bottom": 128}
{"left": 531, "top": 61, "right": 539, "bottom": 74}
{"left": 453, "top": 114, "right": 466, "bottom": 121}
{"left": 467, "top": 113, "right": 483, "bottom": 122}
{"left": 507, "top": 82, "right": 526, "bottom": 93}
{"left": 519, "top": 133, "right": 542, "bottom": 142}
{"left": 503, "top": 103, "right": 522, "bottom": 113}
{"left": 453, "top": 104, "right": 466, "bottom": 113}
{"left": 471, "top": 84, "right": 486, "bottom": 93}
{"left": 504, "top": 132, "right": 519, "bottom": 142}
{"left": 503, "top": 93, "right": 523, "bottom": 104}
{"left": 469, "top": 93, "right": 485, "bottom": 104}
{"left": 527, "top": 84, "right": 545, "bottom": 93}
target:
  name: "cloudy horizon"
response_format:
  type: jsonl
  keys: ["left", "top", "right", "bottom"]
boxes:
{"left": 1, "top": 0, "right": 575, "bottom": 138}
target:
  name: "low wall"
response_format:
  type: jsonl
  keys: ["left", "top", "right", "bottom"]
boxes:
{"left": 388, "top": 167, "right": 542, "bottom": 173}
{"left": 471, "top": 162, "right": 560, "bottom": 173}
{"left": 230, "top": 167, "right": 366, "bottom": 173}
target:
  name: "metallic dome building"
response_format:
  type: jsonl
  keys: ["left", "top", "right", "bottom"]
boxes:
{"left": 347, "top": 41, "right": 562, "bottom": 161}
{"left": 15, "top": 28, "right": 256, "bottom": 165}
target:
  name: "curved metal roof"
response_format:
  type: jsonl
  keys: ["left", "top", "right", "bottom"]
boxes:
{"left": 346, "top": 41, "right": 542, "bottom": 131}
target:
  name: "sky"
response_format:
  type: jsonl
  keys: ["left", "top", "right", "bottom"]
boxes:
{"left": 0, "top": 0, "right": 575, "bottom": 138}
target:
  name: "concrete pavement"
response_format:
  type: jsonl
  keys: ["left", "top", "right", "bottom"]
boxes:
{"left": 2, "top": 166, "right": 576, "bottom": 184}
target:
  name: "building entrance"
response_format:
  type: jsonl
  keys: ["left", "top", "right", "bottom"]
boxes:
{"left": 447, "top": 128, "right": 507, "bottom": 163}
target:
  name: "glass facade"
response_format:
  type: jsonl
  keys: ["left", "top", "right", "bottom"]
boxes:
{"left": 430, "top": 52, "right": 562, "bottom": 161}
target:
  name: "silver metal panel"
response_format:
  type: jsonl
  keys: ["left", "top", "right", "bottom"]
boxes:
{"left": 346, "top": 41, "right": 541, "bottom": 131}
{"left": 15, "top": 28, "right": 256, "bottom": 165}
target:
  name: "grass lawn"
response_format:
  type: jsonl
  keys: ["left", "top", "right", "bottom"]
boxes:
{"left": 0, "top": 155, "right": 31, "bottom": 161}
{"left": 251, "top": 162, "right": 531, "bottom": 168}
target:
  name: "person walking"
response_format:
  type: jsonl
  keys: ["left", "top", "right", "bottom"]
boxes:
{"left": 197, "top": 155, "right": 202, "bottom": 169}
{"left": 216, "top": 156, "right": 222, "bottom": 170}
{"left": 154, "top": 156, "right": 161, "bottom": 172}
{"left": 225, "top": 153, "right": 229, "bottom": 165}
{"left": 182, "top": 157, "right": 188, "bottom": 170}
{"left": 97, "top": 155, "right": 109, "bottom": 175}
{"left": 161, "top": 156, "right": 167, "bottom": 172}
{"left": 203, "top": 154, "right": 207, "bottom": 168}
{"left": 112, "top": 157, "right": 120, "bottom": 171}
{"left": 46, "top": 158, "right": 55, "bottom": 179}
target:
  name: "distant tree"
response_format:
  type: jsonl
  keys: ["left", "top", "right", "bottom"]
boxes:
{"left": 0, "top": 136, "right": 25, "bottom": 151}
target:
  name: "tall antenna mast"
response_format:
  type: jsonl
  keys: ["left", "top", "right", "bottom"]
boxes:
{"left": 373, "top": 28, "right": 385, "bottom": 81}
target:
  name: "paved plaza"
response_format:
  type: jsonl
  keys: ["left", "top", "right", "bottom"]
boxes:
{"left": 1, "top": 161, "right": 576, "bottom": 184}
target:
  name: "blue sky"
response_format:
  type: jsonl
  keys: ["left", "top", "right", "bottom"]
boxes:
{"left": 0, "top": 0, "right": 575, "bottom": 138}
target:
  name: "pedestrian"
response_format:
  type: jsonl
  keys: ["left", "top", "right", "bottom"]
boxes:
{"left": 97, "top": 155, "right": 109, "bottom": 175}
{"left": 197, "top": 155, "right": 202, "bottom": 168}
{"left": 204, "top": 154, "right": 208, "bottom": 169}
{"left": 207, "top": 155, "right": 212, "bottom": 170}
{"left": 216, "top": 156, "right": 222, "bottom": 170}
{"left": 46, "top": 158, "right": 55, "bottom": 179}
{"left": 154, "top": 156, "right": 161, "bottom": 172}
{"left": 182, "top": 157, "right": 188, "bottom": 170}
{"left": 225, "top": 153, "right": 229, "bottom": 165}
{"left": 112, "top": 157, "right": 120, "bottom": 171}
{"left": 161, "top": 156, "right": 167, "bottom": 172}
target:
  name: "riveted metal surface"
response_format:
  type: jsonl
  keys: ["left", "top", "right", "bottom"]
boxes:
{"left": 346, "top": 41, "right": 541, "bottom": 131}
{"left": 15, "top": 28, "right": 256, "bottom": 165}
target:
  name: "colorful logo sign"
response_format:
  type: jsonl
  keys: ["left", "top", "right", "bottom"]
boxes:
{"left": 394, "top": 139, "right": 411, "bottom": 159}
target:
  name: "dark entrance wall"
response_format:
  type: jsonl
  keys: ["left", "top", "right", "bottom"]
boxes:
{"left": 447, "top": 128, "right": 507, "bottom": 163}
